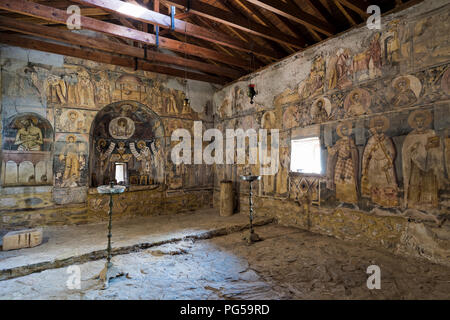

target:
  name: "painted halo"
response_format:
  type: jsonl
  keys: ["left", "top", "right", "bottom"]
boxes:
{"left": 407, "top": 109, "right": 432, "bottom": 129}
{"left": 336, "top": 121, "right": 353, "bottom": 137}
{"left": 369, "top": 115, "right": 390, "bottom": 132}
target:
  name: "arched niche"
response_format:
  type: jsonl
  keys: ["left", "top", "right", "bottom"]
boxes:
{"left": 89, "top": 100, "right": 165, "bottom": 187}
{"left": 1, "top": 112, "right": 53, "bottom": 186}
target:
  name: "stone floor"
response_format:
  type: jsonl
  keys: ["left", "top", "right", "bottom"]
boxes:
{"left": 1, "top": 211, "right": 450, "bottom": 299}
{"left": 0, "top": 208, "right": 271, "bottom": 273}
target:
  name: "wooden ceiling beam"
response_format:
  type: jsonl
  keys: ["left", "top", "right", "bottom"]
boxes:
{"left": 0, "top": 0, "right": 252, "bottom": 69}
{"left": 187, "top": 15, "right": 266, "bottom": 69}
{"left": 337, "top": 0, "right": 370, "bottom": 18}
{"left": 334, "top": 0, "right": 357, "bottom": 26}
{"left": 287, "top": 0, "right": 323, "bottom": 41}
{"left": 230, "top": 0, "right": 301, "bottom": 53}
{"left": 244, "top": 0, "right": 335, "bottom": 36}
{"left": 71, "top": 0, "right": 282, "bottom": 59}
{"left": 0, "top": 15, "right": 243, "bottom": 79}
{"left": 161, "top": 0, "right": 305, "bottom": 49}
{"left": 300, "top": 0, "right": 342, "bottom": 30}
{"left": 222, "top": 0, "right": 295, "bottom": 55}
{"left": 187, "top": 4, "right": 281, "bottom": 63}
{"left": 0, "top": 33, "right": 228, "bottom": 84}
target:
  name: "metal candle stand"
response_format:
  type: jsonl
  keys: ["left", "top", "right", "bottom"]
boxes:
{"left": 97, "top": 182, "right": 126, "bottom": 289}
{"left": 240, "top": 175, "right": 261, "bottom": 244}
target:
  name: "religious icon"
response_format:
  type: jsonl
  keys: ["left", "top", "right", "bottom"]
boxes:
{"left": 311, "top": 98, "right": 331, "bottom": 122}
{"left": 47, "top": 74, "right": 67, "bottom": 105}
{"left": 367, "top": 33, "right": 382, "bottom": 78}
{"left": 59, "top": 134, "right": 82, "bottom": 186}
{"left": 352, "top": 33, "right": 382, "bottom": 80}
{"left": 402, "top": 110, "right": 444, "bottom": 209}
{"left": 151, "top": 139, "right": 165, "bottom": 184}
{"left": 109, "top": 116, "right": 135, "bottom": 139}
{"left": 75, "top": 69, "right": 95, "bottom": 108}
{"left": 362, "top": 116, "right": 398, "bottom": 207}
{"left": 344, "top": 89, "right": 371, "bottom": 117}
{"left": 326, "top": 122, "right": 359, "bottom": 204}
{"left": 276, "top": 147, "right": 289, "bottom": 194}
{"left": 95, "top": 70, "right": 111, "bottom": 105}
{"left": 130, "top": 140, "right": 152, "bottom": 176}
{"left": 14, "top": 117, "right": 43, "bottom": 151}
{"left": 164, "top": 89, "right": 179, "bottom": 114}
{"left": 391, "top": 76, "right": 421, "bottom": 107}
{"left": 283, "top": 106, "right": 300, "bottom": 129}
{"left": 62, "top": 110, "right": 84, "bottom": 132}
{"left": 328, "top": 48, "right": 352, "bottom": 90}
{"left": 261, "top": 111, "right": 277, "bottom": 193}
{"left": 298, "top": 55, "right": 325, "bottom": 99}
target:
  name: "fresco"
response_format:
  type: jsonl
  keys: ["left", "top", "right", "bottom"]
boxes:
{"left": 54, "top": 133, "right": 88, "bottom": 188}
{"left": 402, "top": 110, "right": 444, "bottom": 209}
{"left": 388, "top": 75, "right": 422, "bottom": 108}
{"left": 343, "top": 88, "right": 372, "bottom": 116}
{"left": 362, "top": 116, "right": 398, "bottom": 207}
{"left": 211, "top": 2, "right": 450, "bottom": 216}
{"left": 90, "top": 101, "right": 165, "bottom": 187}
{"left": 0, "top": 46, "right": 214, "bottom": 214}
{"left": 298, "top": 55, "right": 325, "bottom": 99}
{"left": 326, "top": 122, "right": 359, "bottom": 205}
{"left": 2, "top": 113, "right": 53, "bottom": 186}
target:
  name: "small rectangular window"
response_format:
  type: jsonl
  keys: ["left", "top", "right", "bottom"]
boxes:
{"left": 115, "top": 162, "right": 126, "bottom": 184}
{"left": 290, "top": 137, "right": 322, "bottom": 174}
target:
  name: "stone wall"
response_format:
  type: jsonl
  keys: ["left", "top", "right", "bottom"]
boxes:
{"left": 0, "top": 45, "right": 216, "bottom": 228}
{"left": 212, "top": 0, "right": 450, "bottom": 265}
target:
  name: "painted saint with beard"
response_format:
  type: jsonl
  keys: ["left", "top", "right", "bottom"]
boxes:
{"left": 327, "top": 122, "right": 359, "bottom": 204}
{"left": 402, "top": 110, "right": 444, "bottom": 209}
{"left": 362, "top": 116, "right": 398, "bottom": 207}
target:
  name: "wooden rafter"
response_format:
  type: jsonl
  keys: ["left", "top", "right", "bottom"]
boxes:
{"left": 0, "top": 33, "right": 227, "bottom": 84}
{"left": 337, "top": 0, "right": 370, "bottom": 18}
{"left": 161, "top": 0, "right": 304, "bottom": 49}
{"left": 334, "top": 0, "right": 357, "bottom": 26}
{"left": 225, "top": 0, "right": 298, "bottom": 54}
{"left": 0, "top": 0, "right": 252, "bottom": 69}
{"left": 70, "top": 0, "right": 282, "bottom": 59}
{"left": 244, "top": 0, "right": 335, "bottom": 36}
{"left": 0, "top": 15, "right": 243, "bottom": 79}
{"left": 230, "top": 0, "right": 301, "bottom": 54}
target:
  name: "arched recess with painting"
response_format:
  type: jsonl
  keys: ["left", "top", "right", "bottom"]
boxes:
{"left": 1, "top": 112, "right": 53, "bottom": 187}
{"left": 88, "top": 100, "right": 165, "bottom": 188}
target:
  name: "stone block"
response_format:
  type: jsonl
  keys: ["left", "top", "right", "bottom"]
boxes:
{"left": 2, "top": 228, "right": 43, "bottom": 251}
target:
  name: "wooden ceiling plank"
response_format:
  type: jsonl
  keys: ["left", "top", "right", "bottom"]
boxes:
{"left": 162, "top": 0, "right": 304, "bottom": 49}
{"left": 0, "top": 0, "right": 252, "bottom": 69}
{"left": 0, "top": 33, "right": 228, "bottom": 84}
{"left": 71, "top": 0, "right": 282, "bottom": 59}
{"left": 0, "top": 15, "right": 243, "bottom": 78}
{"left": 244, "top": 0, "right": 335, "bottom": 36}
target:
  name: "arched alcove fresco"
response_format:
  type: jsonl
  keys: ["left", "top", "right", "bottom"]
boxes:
{"left": 89, "top": 100, "right": 165, "bottom": 187}
{"left": 1, "top": 113, "right": 53, "bottom": 186}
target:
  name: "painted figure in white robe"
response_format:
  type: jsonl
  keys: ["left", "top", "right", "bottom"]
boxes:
{"left": 151, "top": 139, "right": 165, "bottom": 184}
{"left": 402, "top": 110, "right": 444, "bottom": 209}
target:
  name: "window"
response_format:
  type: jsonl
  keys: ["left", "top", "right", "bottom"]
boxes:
{"left": 114, "top": 162, "right": 127, "bottom": 184}
{"left": 290, "top": 137, "right": 322, "bottom": 174}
